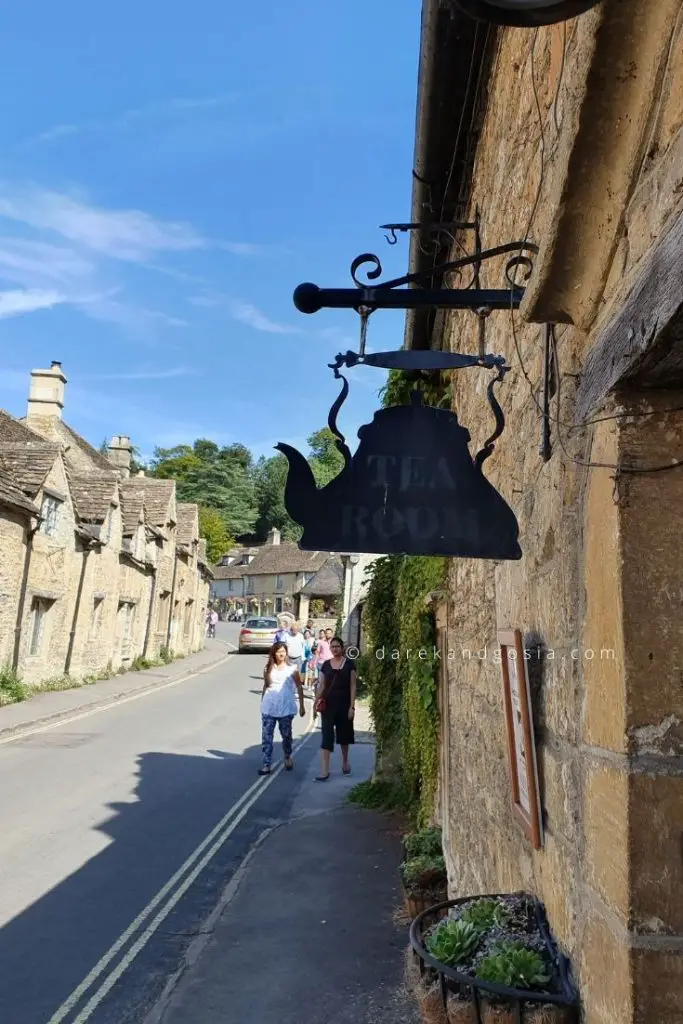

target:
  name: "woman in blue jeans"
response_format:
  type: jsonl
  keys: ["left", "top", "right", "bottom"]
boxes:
{"left": 259, "top": 641, "right": 305, "bottom": 776}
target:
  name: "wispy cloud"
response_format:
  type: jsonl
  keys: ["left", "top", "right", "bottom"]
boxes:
{"left": 229, "top": 299, "right": 303, "bottom": 335}
{"left": 25, "top": 95, "right": 237, "bottom": 147}
{"left": 0, "top": 288, "right": 66, "bottom": 319}
{"left": 80, "top": 366, "right": 196, "bottom": 381}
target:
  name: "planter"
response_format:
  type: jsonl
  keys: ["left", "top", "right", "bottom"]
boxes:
{"left": 403, "top": 881, "right": 449, "bottom": 920}
{"left": 409, "top": 895, "right": 580, "bottom": 1024}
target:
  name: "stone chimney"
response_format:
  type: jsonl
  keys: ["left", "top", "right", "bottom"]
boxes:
{"left": 267, "top": 527, "right": 281, "bottom": 546}
{"left": 108, "top": 435, "right": 133, "bottom": 478}
{"left": 27, "top": 361, "right": 67, "bottom": 421}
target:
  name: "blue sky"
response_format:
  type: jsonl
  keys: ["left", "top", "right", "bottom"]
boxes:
{"left": 0, "top": 1, "right": 421, "bottom": 462}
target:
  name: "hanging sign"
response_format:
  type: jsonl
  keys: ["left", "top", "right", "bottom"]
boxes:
{"left": 454, "top": 0, "right": 601, "bottom": 27}
{"left": 277, "top": 382, "right": 522, "bottom": 560}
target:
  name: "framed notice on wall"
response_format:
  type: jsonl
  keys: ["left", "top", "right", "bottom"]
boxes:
{"left": 498, "top": 629, "right": 543, "bottom": 850}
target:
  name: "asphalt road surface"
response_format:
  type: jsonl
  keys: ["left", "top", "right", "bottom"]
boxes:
{"left": 0, "top": 623, "right": 317, "bottom": 1024}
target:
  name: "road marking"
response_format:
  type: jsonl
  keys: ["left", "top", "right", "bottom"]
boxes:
{"left": 0, "top": 654, "right": 234, "bottom": 748}
{"left": 46, "top": 723, "right": 315, "bottom": 1024}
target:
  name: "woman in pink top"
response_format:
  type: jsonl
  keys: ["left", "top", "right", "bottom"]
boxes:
{"left": 315, "top": 629, "right": 331, "bottom": 681}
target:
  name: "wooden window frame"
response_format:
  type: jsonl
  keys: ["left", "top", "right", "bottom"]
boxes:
{"left": 497, "top": 628, "right": 543, "bottom": 850}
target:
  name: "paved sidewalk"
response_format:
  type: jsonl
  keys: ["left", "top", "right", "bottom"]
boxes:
{"left": 0, "top": 639, "right": 233, "bottom": 741}
{"left": 148, "top": 730, "right": 418, "bottom": 1024}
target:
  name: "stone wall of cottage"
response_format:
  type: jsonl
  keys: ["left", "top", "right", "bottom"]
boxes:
{"left": 18, "top": 457, "right": 79, "bottom": 685}
{"left": 0, "top": 509, "right": 28, "bottom": 671}
{"left": 71, "top": 502, "right": 125, "bottom": 678}
{"left": 436, "top": 8, "right": 683, "bottom": 1023}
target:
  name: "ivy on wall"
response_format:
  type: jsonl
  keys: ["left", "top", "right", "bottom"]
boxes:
{"left": 361, "top": 553, "right": 445, "bottom": 824}
{"left": 380, "top": 368, "right": 452, "bottom": 410}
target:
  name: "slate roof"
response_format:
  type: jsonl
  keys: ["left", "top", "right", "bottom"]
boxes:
{"left": 176, "top": 502, "right": 199, "bottom": 547}
{"left": 119, "top": 485, "right": 145, "bottom": 535}
{"left": 299, "top": 556, "right": 344, "bottom": 596}
{"left": 68, "top": 472, "right": 118, "bottom": 523}
{"left": 0, "top": 465, "right": 40, "bottom": 515}
{"left": 0, "top": 409, "right": 45, "bottom": 444}
{"left": 242, "top": 543, "right": 327, "bottom": 576}
{"left": 213, "top": 562, "right": 247, "bottom": 580}
{"left": 0, "top": 442, "right": 62, "bottom": 497}
{"left": 57, "top": 421, "right": 115, "bottom": 473}
{"left": 121, "top": 478, "right": 175, "bottom": 528}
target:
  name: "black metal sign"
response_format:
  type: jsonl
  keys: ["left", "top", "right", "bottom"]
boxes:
{"left": 277, "top": 360, "right": 522, "bottom": 560}
{"left": 453, "top": 0, "right": 601, "bottom": 27}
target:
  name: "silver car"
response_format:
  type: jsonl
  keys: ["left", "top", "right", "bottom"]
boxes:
{"left": 238, "top": 617, "right": 279, "bottom": 653}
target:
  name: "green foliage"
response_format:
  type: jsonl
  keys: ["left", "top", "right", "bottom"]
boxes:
{"left": 0, "top": 665, "right": 29, "bottom": 705}
{"left": 360, "top": 555, "right": 402, "bottom": 754}
{"left": 380, "top": 369, "right": 452, "bottom": 410}
{"left": 253, "top": 454, "right": 302, "bottom": 541}
{"left": 404, "top": 826, "right": 443, "bottom": 860}
{"left": 198, "top": 506, "right": 234, "bottom": 563}
{"left": 426, "top": 920, "right": 481, "bottom": 967}
{"left": 159, "top": 646, "right": 173, "bottom": 665}
{"left": 476, "top": 943, "right": 550, "bottom": 990}
{"left": 307, "top": 426, "right": 345, "bottom": 486}
{"left": 461, "top": 898, "right": 511, "bottom": 933}
{"left": 347, "top": 777, "right": 416, "bottom": 816}
{"left": 401, "top": 853, "right": 446, "bottom": 888}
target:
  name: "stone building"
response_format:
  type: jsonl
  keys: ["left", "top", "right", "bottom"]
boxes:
{"left": 240, "top": 529, "right": 327, "bottom": 618}
{"left": 0, "top": 363, "right": 212, "bottom": 686}
{"left": 405, "top": 3, "right": 683, "bottom": 1021}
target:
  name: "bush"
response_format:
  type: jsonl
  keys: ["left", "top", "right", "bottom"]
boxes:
{"left": 0, "top": 666, "right": 29, "bottom": 705}
{"left": 404, "top": 826, "right": 443, "bottom": 860}
{"left": 402, "top": 853, "right": 446, "bottom": 889}
{"left": 159, "top": 646, "right": 173, "bottom": 665}
{"left": 347, "top": 777, "right": 417, "bottom": 818}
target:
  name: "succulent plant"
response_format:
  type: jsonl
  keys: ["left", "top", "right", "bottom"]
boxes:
{"left": 426, "top": 919, "right": 481, "bottom": 967}
{"left": 460, "top": 897, "right": 511, "bottom": 933}
{"left": 476, "top": 942, "right": 551, "bottom": 990}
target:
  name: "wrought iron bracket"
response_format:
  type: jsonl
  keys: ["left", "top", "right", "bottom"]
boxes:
{"left": 293, "top": 239, "right": 538, "bottom": 315}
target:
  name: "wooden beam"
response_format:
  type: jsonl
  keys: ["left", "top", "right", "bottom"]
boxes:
{"left": 575, "top": 209, "right": 683, "bottom": 423}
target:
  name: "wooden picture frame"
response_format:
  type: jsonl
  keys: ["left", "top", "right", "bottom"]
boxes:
{"left": 498, "top": 628, "right": 543, "bottom": 850}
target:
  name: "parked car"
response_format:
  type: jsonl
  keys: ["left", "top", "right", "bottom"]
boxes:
{"left": 238, "top": 617, "right": 279, "bottom": 653}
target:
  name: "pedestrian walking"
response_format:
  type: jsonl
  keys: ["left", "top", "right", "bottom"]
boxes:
{"left": 285, "top": 621, "right": 305, "bottom": 672}
{"left": 259, "top": 642, "right": 305, "bottom": 776}
{"left": 302, "top": 628, "right": 315, "bottom": 691}
{"left": 314, "top": 636, "right": 356, "bottom": 781}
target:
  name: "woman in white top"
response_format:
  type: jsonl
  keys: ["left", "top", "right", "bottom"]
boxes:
{"left": 259, "top": 641, "right": 305, "bottom": 776}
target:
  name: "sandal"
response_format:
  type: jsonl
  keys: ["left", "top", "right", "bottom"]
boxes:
{"left": 342, "top": 766, "right": 351, "bottom": 775}
{"left": 315, "top": 774, "right": 330, "bottom": 782}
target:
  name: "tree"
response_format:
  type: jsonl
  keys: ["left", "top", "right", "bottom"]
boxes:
{"left": 307, "top": 427, "right": 345, "bottom": 486}
{"left": 254, "top": 454, "right": 302, "bottom": 541}
{"left": 150, "top": 445, "right": 203, "bottom": 481}
{"left": 180, "top": 458, "right": 258, "bottom": 538}
{"left": 198, "top": 506, "right": 233, "bottom": 563}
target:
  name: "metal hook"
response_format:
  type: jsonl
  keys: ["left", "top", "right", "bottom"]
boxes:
{"left": 385, "top": 227, "right": 398, "bottom": 246}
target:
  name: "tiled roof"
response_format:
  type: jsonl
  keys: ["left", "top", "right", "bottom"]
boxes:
{"left": 121, "top": 477, "right": 175, "bottom": 528}
{"left": 242, "top": 543, "right": 327, "bottom": 576}
{"left": 0, "top": 409, "right": 45, "bottom": 444}
{"left": 176, "top": 502, "right": 199, "bottom": 547}
{"left": 299, "top": 556, "right": 344, "bottom": 596}
{"left": 59, "top": 421, "right": 115, "bottom": 473}
{"left": 120, "top": 487, "right": 144, "bottom": 535}
{"left": 0, "top": 465, "right": 40, "bottom": 515}
{"left": 0, "top": 442, "right": 62, "bottom": 496}
{"left": 68, "top": 472, "right": 118, "bottom": 523}
{"left": 213, "top": 562, "right": 247, "bottom": 580}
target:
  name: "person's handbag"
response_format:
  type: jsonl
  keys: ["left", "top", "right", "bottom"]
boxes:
{"left": 314, "top": 669, "right": 339, "bottom": 715}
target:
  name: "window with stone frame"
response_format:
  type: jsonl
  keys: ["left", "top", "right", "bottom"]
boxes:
{"left": 246, "top": 576, "right": 254, "bottom": 595}
{"left": 183, "top": 599, "right": 194, "bottom": 636}
{"left": 91, "top": 596, "right": 105, "bottom": 637}
{"left": 29, "top": 597, "right": 52, "bottom": 655}
{"left": 39, "top": 494, "right": 61, "bottom": 537}
{"left": 157, "top": 593, "right": 169, "bottom": 632}
{"left": 275, "top": 575, "right": 284, "bottom": 592}
{"left": 227, "top": 579, "right": 234, "bottom": 592}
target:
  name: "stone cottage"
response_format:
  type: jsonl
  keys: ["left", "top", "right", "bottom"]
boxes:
{"left": 240, "top": 528, "right": 327, "bottom": 618}
{"left": 0, "top": 363, "right": 212, "bottom": 686}
{"left": 404, "top": 2, "right": 683, "bottom": 1021}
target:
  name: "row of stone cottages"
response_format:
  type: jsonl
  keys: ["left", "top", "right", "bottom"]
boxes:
{"left": 0, "top": 362, "right": 213, "bottom": 687}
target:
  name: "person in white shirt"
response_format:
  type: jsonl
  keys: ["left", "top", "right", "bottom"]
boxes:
{"left": 259, "top": 642, "right": 305, "bottom": 775}
{"left": 285, "top": 621, "right": 305, "bottom": 672}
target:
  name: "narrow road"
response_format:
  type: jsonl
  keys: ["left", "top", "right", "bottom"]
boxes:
{"left": 0, "top": 623, "right": 317, "bottom": 1024}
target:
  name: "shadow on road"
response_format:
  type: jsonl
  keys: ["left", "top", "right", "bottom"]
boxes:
{"left": 0, "top": 737, "right": 315, "bottom": 1024}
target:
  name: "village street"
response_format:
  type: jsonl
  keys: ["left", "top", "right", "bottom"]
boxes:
{"left": 0, "top": 623, "right": 406, "bottom": 1024}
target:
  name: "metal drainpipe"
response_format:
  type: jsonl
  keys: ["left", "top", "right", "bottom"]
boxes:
{"left": 12, "top": 520, "right": 40, "bottom": 673}
{"left": 143, "top": 566, "right": 157, "bottom": 658}
{"left": 166, "top": 551, "right": 179, "bottom": 652}
{"left": 64, "top": 542, "right": 92, "bottom": 676}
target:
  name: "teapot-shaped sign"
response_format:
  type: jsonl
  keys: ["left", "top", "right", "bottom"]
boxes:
{"left": 276, "top": 391, "right": 522, "bottom": 560}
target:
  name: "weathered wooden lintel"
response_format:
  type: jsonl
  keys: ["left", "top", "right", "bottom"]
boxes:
{"left": 575, "top": 209, "right": 683, "bottom": 424}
